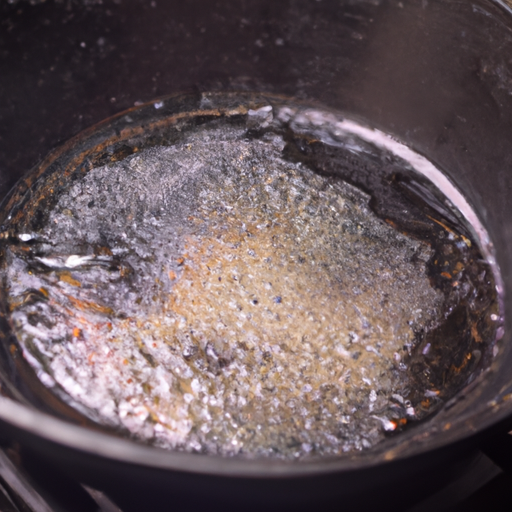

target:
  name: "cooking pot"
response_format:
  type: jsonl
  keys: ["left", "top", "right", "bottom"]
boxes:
{"left": 1, "top": 1, "right": 512, "bottom": 511}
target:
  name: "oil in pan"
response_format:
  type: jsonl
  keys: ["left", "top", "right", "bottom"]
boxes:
{"left": 0, "top": 93, "right": 502, "bottom": 460}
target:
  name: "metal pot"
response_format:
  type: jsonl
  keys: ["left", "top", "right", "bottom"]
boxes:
{"left": 1, "top": 1, "right": 512, "bottom": 510}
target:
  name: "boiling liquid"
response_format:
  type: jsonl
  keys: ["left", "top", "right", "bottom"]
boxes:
{"left": 1, "top": 98, "right": 500, "bottom": 459}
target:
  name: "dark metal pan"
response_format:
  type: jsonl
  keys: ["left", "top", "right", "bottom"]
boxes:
{"left": 2, "top": 1, "right": 512, "bottom": 511}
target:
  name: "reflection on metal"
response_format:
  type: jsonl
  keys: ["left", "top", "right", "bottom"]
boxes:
{"left": 83, "top": 485, "right": 124, "bottom": 512}
{"left": 494, "top": 0, "right": 512, "bottom": 15}
{"left": 0, "top": 450, "right": 53, "bottom": 512}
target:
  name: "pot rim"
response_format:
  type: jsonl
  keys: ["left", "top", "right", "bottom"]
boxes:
{"left": 0, "top": 384, "right": 509, "bottom": 478}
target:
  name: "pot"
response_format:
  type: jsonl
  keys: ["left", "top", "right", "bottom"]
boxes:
{"left": 1, "top": 1, "right": 512, "bottom": 511}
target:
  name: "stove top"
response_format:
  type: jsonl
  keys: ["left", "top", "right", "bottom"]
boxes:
{"left": 0, "top": 442, "right": 506, "bottom": 512}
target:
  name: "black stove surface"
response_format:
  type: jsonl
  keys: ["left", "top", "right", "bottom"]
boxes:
{"left": 0, "top": 444, "right": 507, "bottom": 512}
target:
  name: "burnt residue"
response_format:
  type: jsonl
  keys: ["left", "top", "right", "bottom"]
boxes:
{"left": 0, "top": 93, "right": 501, "bottom": 458}
{"left": 277, "top": 106, "right": 500, "bottom": 427}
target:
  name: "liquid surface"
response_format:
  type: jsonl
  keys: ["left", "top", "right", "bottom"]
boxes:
{"left": 0, "top": 97, "right": 500, "bottom": 459}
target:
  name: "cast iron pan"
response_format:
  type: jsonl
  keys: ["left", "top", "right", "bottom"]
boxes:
{"left": 2, "top": 1, "right": 512, "bottom": 511}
